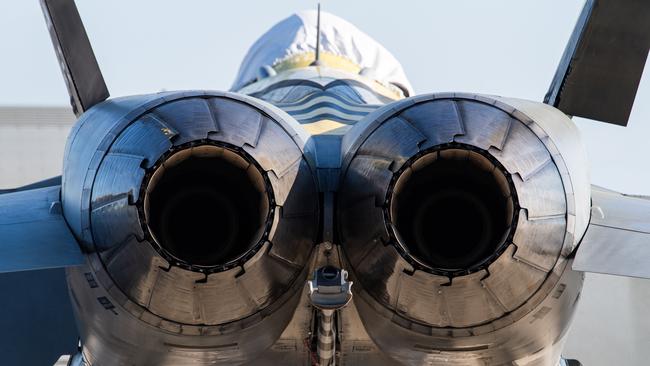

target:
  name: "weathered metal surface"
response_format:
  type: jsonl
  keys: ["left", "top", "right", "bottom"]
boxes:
{"left": 493, "top": 96, "right": 591, "bottom": 252}
{"left": 62, "top": 91, "right": 319, "bottom": 365}
{"left": 338, "top": 94, "right": 587, "bottom": 365}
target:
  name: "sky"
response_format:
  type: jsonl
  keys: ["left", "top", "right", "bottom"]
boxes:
{"left": 0, "top": 1, "right": 649, "bottom": 364}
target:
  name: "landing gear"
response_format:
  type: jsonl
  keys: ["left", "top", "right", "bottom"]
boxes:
{"left": 308, "top": 265, "right": 353, "bottom": 366}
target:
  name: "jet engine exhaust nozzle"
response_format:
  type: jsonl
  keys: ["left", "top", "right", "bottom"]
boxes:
{"left": 339, "top": 94, "right": 575, "bottom": 344}
{"left": 143, "top": 143, "right": 272, "bottom": 269}
{"left": 64, "top": 93, "right": 320, "bottom": 364}
{"left": 387, "top": 146, "right": 517, "bottom": 275}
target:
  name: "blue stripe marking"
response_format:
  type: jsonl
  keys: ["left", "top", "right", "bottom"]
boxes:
{"left": 284, "top": 102, "right": 374, "bottom": 117}
{"left": 293, "top": 113, "right": 360, "bottom": 125}
{"left": 275, "top": 91, "right": 381, "bottom": 109}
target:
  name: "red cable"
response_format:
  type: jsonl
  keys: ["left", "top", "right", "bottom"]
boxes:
{"left": 304, "top": 337, "right": 320, "bottom": 366}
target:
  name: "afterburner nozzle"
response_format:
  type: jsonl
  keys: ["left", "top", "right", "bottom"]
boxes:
{"left": 143, "top": 143, "right": 272, "bottom": 269}
{"left": 388, "top": 146, "right": 517, "bottom": 275}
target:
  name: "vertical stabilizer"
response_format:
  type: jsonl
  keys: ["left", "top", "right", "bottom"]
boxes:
{"left": 41, "top": 0, "right": 109, "bottom": 116}
{"left": 544, "top": 0, "right": 650, "bottom": 126}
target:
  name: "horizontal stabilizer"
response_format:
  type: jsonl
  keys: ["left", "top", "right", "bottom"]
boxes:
{"left": 0, "top": 186, "right": 84, "bottom": 273}
{"left": 544, "top": 0, "right": 650, "bottom": 126}
{"left": 0, "top": 176, "right": 61, "bottom": 194}
{"left": 41, "top": 0, "right": 109, "bottom": 116}
{"left": 573, "top": 186, "right": 650, "bottom": 278}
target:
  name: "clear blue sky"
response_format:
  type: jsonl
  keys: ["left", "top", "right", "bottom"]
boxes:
{"left": 0, "top": 0, "right": 648, "bottom": 194}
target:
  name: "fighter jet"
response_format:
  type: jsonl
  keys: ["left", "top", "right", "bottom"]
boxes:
{"left": 1, "top": 0, "right": 649, "bottom": 365}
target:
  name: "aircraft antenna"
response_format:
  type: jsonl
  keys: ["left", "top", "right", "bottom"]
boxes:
{"left": 311, "top": 3, "right": 322, "bottom": 66}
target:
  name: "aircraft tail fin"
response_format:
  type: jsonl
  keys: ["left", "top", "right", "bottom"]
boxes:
{"left": 544, "top": 0, "right": 650, "bottom": 126}
{"left": 41, "top": 0, "right": 109, "bottom": 117}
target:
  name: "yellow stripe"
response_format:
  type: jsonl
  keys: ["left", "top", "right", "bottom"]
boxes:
{"left": 301, "top": 119, "right": 353, "bottom": 135}
{"left": 274, "top": 51, "right": 361, "bottom": 74}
